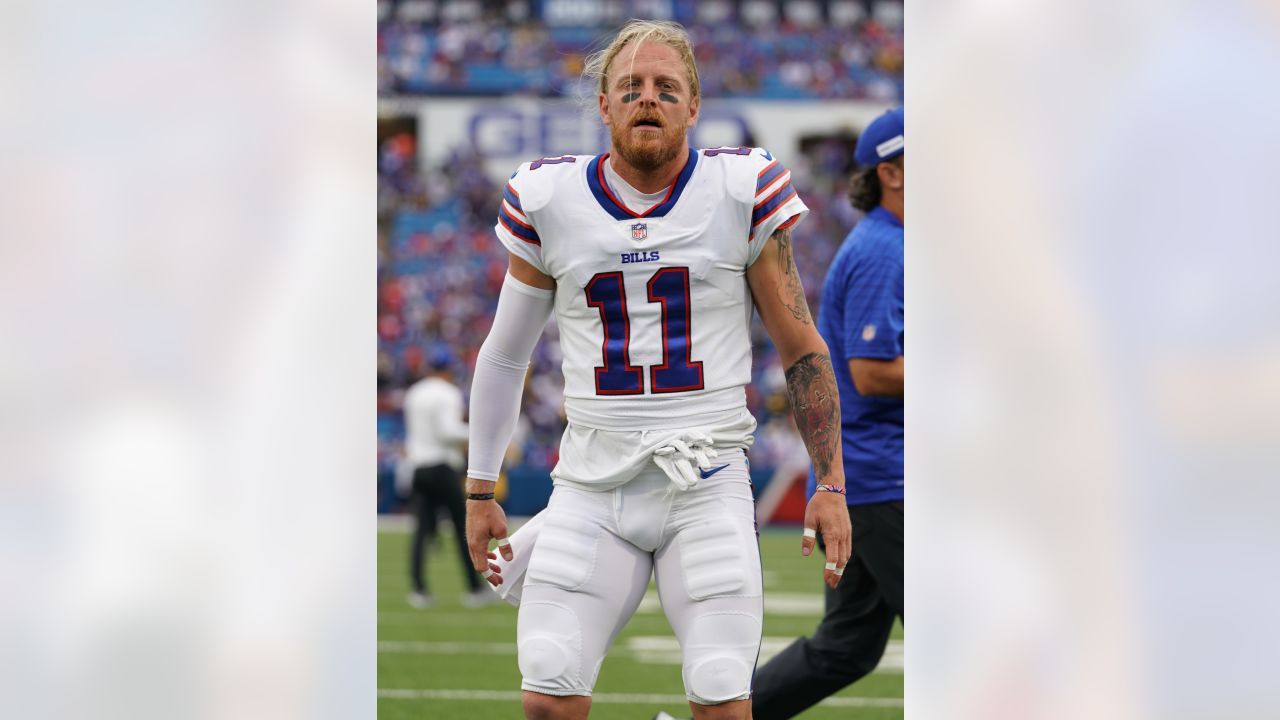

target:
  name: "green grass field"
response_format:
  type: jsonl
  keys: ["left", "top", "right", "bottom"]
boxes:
{"left": 379, "top": 524, "right": 903, "bottom": 719}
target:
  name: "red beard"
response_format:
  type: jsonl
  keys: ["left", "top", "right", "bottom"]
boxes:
{"left": 610, "top": 117, "right": 686, "bottom": 172}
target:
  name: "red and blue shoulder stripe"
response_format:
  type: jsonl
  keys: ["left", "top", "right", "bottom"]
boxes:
{"left": 498, "top": 181, "right": 540, "bottom": 246}
{"left": 752, "top": 160, "right": 798, "bottom": 229}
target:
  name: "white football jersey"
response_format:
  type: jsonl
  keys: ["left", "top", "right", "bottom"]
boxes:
{"left": 495, "top": 146, "right": 807, "bottom": 432}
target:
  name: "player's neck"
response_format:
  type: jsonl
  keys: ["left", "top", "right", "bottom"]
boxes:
{"left": 606, "top": 146, "right": 688, "bottom": 194}
{"left": 880, "top": 193, "right": 904, "bottom": 224}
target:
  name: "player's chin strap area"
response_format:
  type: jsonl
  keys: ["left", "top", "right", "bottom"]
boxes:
{"left": 651, "top": 431, "right": 718, "bottom": 491}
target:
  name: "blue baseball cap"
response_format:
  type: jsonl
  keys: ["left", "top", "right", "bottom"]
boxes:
{"left": 854, "top": 107, "right": 904, "bottom": 168}
{"left": 426, "top": 345, "right": 456, "bottom": 371}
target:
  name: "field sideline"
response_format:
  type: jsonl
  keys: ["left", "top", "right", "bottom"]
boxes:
{"left": 379, "top": 525, "right": 903, "bottom": 719}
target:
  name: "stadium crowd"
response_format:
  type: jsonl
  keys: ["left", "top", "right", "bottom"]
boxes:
{"left": 378, "top": 4, "right": 903, "bottom": 100}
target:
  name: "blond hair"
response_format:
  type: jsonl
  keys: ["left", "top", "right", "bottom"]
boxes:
{"left": 582, "top": 20, "right": 701, "bottom": 99}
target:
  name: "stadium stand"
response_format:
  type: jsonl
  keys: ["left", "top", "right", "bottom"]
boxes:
{"left": 377, "top": 1, "right": 903, "bottom": 515}
{"left": 378, "top": 1, "right": 903, "bottom": 100}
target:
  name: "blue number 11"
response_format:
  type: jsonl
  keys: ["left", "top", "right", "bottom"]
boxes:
{"left": 584, "top": 267, "right": 705, "bottom": 395}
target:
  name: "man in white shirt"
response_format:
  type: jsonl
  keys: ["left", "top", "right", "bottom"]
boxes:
{"left": 402, "top": 347, "right": 489, "bottom": 607}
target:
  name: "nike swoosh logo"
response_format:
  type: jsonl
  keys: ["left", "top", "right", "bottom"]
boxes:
{"left": 699, "top": 463, "right": 731, "bottom": 479}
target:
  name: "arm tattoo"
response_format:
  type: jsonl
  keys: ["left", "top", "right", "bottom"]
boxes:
{"left": 785, "top": 351, "right": 841, "bottom": 482}
{"left": 773, "top": 227, "right": 812, "bottom": 325}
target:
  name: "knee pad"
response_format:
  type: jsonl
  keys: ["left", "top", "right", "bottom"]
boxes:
{"left": 518, "top": 602, "right": 584, "bottom": 692}
{"left": 682, "top": 612, "right": 760, "bottom": 704}
{"left": 519, "top": 635, "right": 572, "bottom": 683}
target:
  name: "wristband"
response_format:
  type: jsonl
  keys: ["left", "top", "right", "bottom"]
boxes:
{"left": 466, "top": 492, "right": 497, "bottom": 501}
{"left": 814, "top": 484, "right": 846, "bottom": 496}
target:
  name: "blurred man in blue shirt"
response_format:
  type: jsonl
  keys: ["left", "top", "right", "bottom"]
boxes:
{"left": 751, "top": 107, "right": 905, "bottom": 719}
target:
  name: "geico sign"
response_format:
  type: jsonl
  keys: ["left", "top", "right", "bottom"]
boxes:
{"left": 465, "top": 106, "right": 752, "bottom": 158}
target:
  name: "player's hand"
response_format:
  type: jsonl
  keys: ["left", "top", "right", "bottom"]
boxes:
{"left": 465, "top": 480, "right": 512, "bottom": 586}
{"left": 802, "top": 491, "right": 852, "bottom": 589}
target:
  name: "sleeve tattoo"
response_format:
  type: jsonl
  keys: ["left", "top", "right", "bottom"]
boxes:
{"left": 785, "top": 351, "right": 841, "bottom": 481}
{"left": 773, "top": 227, "right": 812, "bottom": 325}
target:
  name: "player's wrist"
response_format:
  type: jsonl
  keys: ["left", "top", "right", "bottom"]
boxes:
{"left": 814, "top": 484, "right": 847, "bottom": 496}
{"left": 465, "top": 477, "right": 497, "bottom": 496}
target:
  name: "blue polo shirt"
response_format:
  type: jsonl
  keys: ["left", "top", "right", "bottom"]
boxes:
{"left": 807, "top": 206, "right": 904, "bottom": 505}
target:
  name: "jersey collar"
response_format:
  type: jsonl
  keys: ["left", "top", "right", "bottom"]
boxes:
{"left": 586, "top": 149, "right": 698, "bottom": 221}
{"left": 869, "top": 205, "right": 904, "bottom": 228}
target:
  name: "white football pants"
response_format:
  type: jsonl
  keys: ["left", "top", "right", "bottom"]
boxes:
{"left": 512, "top": 449, "right": 763, "bottom": 705}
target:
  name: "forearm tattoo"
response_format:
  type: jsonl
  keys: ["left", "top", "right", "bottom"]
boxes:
{"left": 773, "top": 227, "right": 812, "bottom": 325}
{"left": 785, "top": 351, "right": 841, "bottom": 481}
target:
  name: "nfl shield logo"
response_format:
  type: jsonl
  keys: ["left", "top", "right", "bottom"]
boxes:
{"left": 630, "top": 223, "right": 648, "bottom": 241}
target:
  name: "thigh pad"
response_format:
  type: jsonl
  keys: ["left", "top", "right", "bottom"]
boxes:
{"left": 677, "top": 497, "right": 760, "bottom": 600}
{"left": 526, "top": 508, "right": 600, "bottom": 591}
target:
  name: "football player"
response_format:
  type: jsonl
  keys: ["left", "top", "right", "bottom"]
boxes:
{"left": 463, "top": 20, "right": 851, "bottom": 720}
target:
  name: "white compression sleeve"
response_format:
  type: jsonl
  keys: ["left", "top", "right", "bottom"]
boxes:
{"left": 466, "top": 273, "right": 554, "bottom": 481}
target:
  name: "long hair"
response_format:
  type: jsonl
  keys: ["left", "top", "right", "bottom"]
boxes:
{"left": 848, "top": 156, "right": 902, "bottom": 212}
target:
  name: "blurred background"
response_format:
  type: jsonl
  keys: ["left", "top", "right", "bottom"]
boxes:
{"left": 376, "top": 0, "right": 902, "bottom": 520}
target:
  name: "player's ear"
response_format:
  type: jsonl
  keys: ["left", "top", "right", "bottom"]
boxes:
{"left": 687, "top": 93, "right": 700, "bottom": 128}
{"left": 877, "top": 160, "right": 903, "bottom": 191}
{"left": 598, "top": 92, "right": 611, "bottom": 126}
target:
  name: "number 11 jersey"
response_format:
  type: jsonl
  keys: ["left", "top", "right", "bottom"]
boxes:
{"left": 495, "top": 147, "right": 807, "bottom": 432}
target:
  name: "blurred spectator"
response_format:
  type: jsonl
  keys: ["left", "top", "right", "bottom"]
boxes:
{"left": 378, "top": 6, "right": 903, "bottom": 101}
{"left": 400, "top": 348, "right": 493, "bottom": 608}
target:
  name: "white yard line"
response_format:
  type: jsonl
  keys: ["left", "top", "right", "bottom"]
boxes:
{"left": 378, "top": 611, "right": 515, "bottom": 626}
{"left": 636, "top": 591, "right": 823, "bottom": 615}
{"left": 379, "top": 638, "right": 903, "bottom": 673}
{"left": 381, "top": 591, "right": 823, "bottom": 617}
{"left": 379, "top": 640, "right": 517, "bottom": 654}
{"left": 378, "top": 688, "right": 902, "bottom": 708}
{"left": 626, "top": 637, "right": 902, "bottom": 671}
